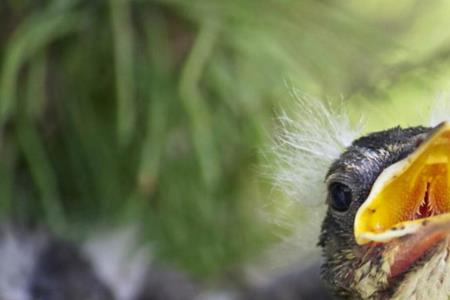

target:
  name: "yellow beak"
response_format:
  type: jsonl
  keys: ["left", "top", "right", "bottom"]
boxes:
{"left": 355, "top": 122, "right": 450, "bottom": 245}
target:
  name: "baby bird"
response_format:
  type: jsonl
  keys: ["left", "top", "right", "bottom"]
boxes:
{"left": 274, "top": 96, "right": 450, "bottom": 299}
{"left": 320, "top": 123, "right": 450, "bottom": 299}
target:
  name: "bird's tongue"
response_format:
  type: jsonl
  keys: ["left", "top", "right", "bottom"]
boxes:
{"left": 388, "top": 220, "right": 450, "bottom": 278}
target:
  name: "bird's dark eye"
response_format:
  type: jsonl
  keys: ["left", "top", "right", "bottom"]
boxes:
{"left": 328, "top": 182, "right": 352, "bottom": 212}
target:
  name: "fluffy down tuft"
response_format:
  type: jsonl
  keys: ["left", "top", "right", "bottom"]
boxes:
{"left": 271, "top": 90, "right": 361, "bottom": 206}
{"left": 260, "top": 91, "right": 361, "bottom": 267}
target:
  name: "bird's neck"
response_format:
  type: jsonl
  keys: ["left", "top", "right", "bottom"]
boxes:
{"left": 392, "top": 240, "right": 450, "bottom": 300}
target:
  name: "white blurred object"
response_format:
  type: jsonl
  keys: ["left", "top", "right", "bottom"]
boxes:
{"left": 83, "top": 227, "right": 150, "bottom": 300}
{"left": 0, "top": 226, "right": 46, "bottom": 300}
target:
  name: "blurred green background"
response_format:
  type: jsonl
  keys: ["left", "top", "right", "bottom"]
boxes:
{"left": 1, "top": 0, "right": 450, "bottom": 280}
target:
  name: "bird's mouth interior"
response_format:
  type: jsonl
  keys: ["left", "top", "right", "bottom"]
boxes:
{"left": 355, "top": 122, "right": 450, "bottom": 245}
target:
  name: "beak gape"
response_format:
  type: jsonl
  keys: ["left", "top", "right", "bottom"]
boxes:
{"left": 355, "top": 122, "right": 450, "bottom": 245}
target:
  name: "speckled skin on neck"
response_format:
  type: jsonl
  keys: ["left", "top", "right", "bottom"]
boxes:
{"left": 318, "top": 125, "right": 446, "bottom": 299}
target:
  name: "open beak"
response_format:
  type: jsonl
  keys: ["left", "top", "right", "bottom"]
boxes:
{"left": 355, "top": 121, "right": 450, "bottom": 245}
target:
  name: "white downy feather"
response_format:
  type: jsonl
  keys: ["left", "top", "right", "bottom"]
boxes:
{"left": 262, "top": 90, "right": 361, "bottom": 268}
{"left": 271, "top": 90, "right": 360, "bottom": 206}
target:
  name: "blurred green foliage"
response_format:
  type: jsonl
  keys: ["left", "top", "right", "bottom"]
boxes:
{"left": 2, "top": 0, "right": 450, "bottom": 279}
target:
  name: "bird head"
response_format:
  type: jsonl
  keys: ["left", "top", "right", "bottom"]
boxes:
{"left": 320, "top": 121, "right": 450, "bottom": 299}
